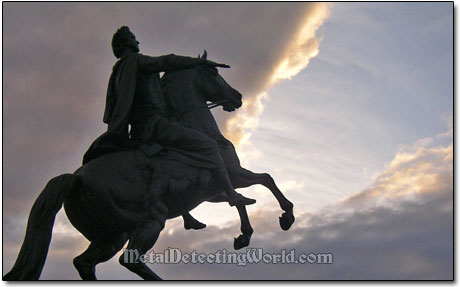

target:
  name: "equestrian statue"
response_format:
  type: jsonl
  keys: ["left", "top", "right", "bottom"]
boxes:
{"left": 4, "top": 26, "right": 294, "bottom": 280}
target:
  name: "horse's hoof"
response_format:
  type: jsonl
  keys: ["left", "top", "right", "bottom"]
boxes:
{"left": 279, "top": 212, "right": 295, "bottom": 231}
{"left": 233, "top": 234, "right": 251, "bottom": 250}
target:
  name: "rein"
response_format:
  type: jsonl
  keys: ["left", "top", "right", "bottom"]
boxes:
{"left": 171, "top": 99, "right": 229, "bottom": 117}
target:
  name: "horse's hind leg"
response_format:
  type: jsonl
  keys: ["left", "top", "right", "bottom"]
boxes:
{"left": 119, "top": 220, "right": 165, "bottom": 280}
{"left": 232, "top": 168, "right": 295, "bottom": 231}
{"left": 73, "top": 233, "right": 127, "bottom": 280}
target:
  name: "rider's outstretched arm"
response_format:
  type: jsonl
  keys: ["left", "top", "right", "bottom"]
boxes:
{"left": 138, "top": 54, "right": 228, "bottom": 74}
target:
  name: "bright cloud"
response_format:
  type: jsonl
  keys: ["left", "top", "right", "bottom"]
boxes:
{"left": 271, "top": 3, "right": 331, "bottom": 82}
{"left": 146, "top": 126, "right": 452, "bottom": 280}
{"left": 3, "top": 2, "right": 452, "bottom": 281}
{"left": 4, "top": 125, "right": 451, "bottom": 280}
{"left": 341, "top": 126, "right": 453, "bottom": 211}
{"left": 221, "top": 2, "right": 332, "bottom": 149}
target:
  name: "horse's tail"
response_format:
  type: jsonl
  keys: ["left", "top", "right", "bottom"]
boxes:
{"left": 3, "top": 173, "right": 81, "bottom": 280}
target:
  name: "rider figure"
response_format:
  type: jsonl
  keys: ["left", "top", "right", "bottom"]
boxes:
{"left": 83, "top": 26, "right": 255, "bottom": 207}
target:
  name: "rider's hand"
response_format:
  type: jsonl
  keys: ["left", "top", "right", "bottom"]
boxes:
{"left": 203, "top": 60, "right": 230, "bottom": 69}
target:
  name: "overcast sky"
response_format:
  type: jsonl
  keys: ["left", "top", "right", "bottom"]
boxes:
{"left": 3, "top": 2, "right": 453, "bottom": 280}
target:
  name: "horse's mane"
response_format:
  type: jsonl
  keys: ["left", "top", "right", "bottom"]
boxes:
{"left": 161, "top": 68, "right": 206, "bottom": 116}
{"left": 161, "top": 69, "right": 195, "bottom": 93}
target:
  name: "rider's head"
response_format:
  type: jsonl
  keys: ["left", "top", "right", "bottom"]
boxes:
{"left": 112, "top": 26, "right": 140, "bottom": 58}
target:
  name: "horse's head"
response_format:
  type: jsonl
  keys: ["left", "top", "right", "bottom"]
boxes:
{"left": 195, "top": 51, "right": 242, "bottom": 112}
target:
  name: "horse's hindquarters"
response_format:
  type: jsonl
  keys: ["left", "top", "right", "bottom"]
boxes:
{"left": 68, "top": 150, "right": 154, "bottom": 235}
{"left": 67, "top": 149, "right": 219, "bottom": 235}
{"left": 64, "top": 185, "right": 104, "bottom": 242}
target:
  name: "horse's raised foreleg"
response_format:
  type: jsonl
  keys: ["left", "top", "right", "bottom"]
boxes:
{"left": 232, "top": 168, "right": 295, "bottom": 231}
{"left": 119, "top": 220, "right": 165, "bottom": 280}
{"left": 73, "top": 233, "right": 127, "bottom": 280}
{"left": 233, "top": 205, "right": 254, "bottom": 250}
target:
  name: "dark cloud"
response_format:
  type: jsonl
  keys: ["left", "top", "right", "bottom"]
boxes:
{"left": 10, "top": 185, "right": 451, "bottom": 280}
{"left": 3, "top": 1, "right": 321, "bottom": 212}
{"left": 3, "top": 138, "right": 453, "bottom": 280}
{"left": 3, "top": 2, "right": 327, "bottom": 279}
{"left": 3, "top": 3, "right": 451, "bottom": 281}
{"left": 147, "top": 140, "right": 453, "bottom": 280}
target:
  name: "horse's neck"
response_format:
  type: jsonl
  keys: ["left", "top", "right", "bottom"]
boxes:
{"left": 164, "top": 78, "right": 203, "bottom": 113}
{"left": 180, "top": 108, "right": 221, "bottom": 133}
{"left": 163, "top": 72, "right": 222, "bottom": 135}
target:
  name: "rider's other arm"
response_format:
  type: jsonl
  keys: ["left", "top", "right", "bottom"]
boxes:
{"left": 138, "top": 54, "right": 229, "bottom": 74}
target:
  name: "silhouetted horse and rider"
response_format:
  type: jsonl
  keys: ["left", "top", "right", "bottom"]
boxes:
{"left": 4, "top": 26, "right": 294, "bottom": 280}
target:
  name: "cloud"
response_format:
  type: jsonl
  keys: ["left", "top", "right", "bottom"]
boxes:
{"left": 220, "top": 3, "right": 331, "bottom": 148}
{"left": 2, "top": 2, "right": 331, "bottom": 279}
{"left": 160, "top": 126, "right": 452, "bottom": 280}
{"left": 145, "top": 128, "right": 452, "bottom": 280}
{"left": 3, "top": 3, "right": 452, "bottom": 280}
{"left": 4, "top": 126, "right": 452, "bottom": 280}
{"left": 271, "top": 3, "right": 331, "bottom": 83}
{"left": 341, "top": 143, "right": 452, "bottom": 210}
{"left": 3, "top": 2, "right": 330, "bottom": 214}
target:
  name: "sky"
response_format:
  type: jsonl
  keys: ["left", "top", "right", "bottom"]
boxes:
{"left": 2, "top": 2, "right": 453, "bottom": 280}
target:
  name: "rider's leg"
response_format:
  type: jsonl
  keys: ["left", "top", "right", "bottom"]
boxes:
{"left": 146, "top": 115, "right": 255, "bottom": 206}
{"left": 214, "top": 166, "right": 256, "bottom": 206}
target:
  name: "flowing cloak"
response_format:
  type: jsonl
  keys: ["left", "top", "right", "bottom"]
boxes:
{"left": 82, "top": 53, "right": 223, "bottom": 169}
{"left": 83, "top": 53, "right": 139, "bottom": 165}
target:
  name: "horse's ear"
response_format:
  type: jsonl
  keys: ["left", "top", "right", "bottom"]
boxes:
{"left": 202, "top": 50, "right": 207, "bottom": 60}
{"left": 197, "top": 53, "right": 201, "bottom": 59}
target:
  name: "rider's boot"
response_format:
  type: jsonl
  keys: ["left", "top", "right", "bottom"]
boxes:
{"left": 228, "top": 191, "right": 256, "bottom": 207}
{"left": 183, "top": 213, "right": 207, "bottom": 230}
{"left": 215, "top": 167, "right": 256, "bottom": 207}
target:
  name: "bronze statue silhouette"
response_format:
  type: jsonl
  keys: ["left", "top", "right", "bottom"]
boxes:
{"left": 84, "top": 27, "right": 255, "bottom": 208}
{"left": 3, "top": 26, "right": 294, "bottom": 280}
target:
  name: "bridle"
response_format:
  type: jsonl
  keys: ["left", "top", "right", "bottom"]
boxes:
{"left": 167, "top": 67, "right": 234, "bottom": 117}
{"left": 171, "top": 99, "right": 230, "bottom": 117}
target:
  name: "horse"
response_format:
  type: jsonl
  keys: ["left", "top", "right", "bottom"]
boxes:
{"left": 3, "top": 51, "right": 294, "bottom": 280}
{"left": 163, "top": 51, "right": 294, "bottom": 242}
